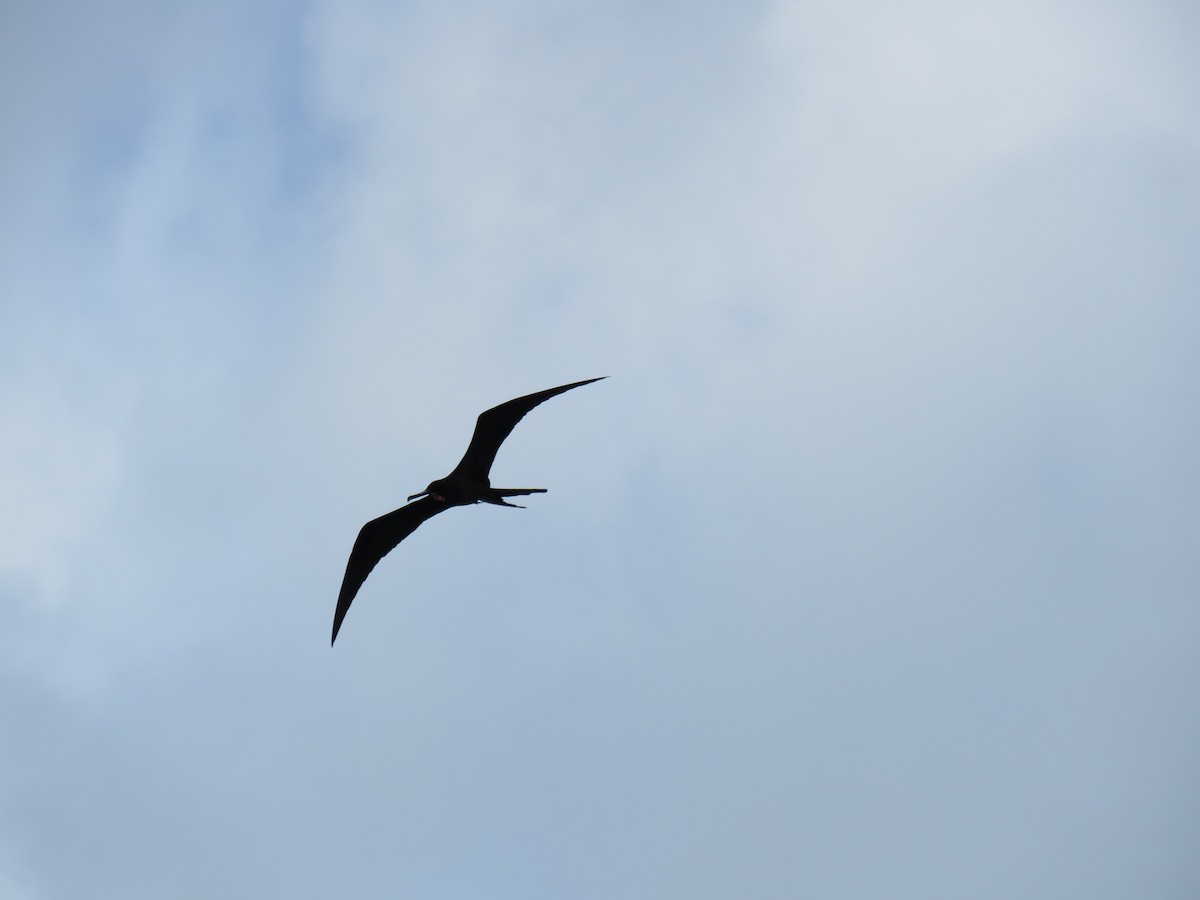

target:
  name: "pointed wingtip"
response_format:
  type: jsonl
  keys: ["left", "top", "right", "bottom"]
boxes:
{"left": 569, "top": 375, "right": 606, "bottom": 391}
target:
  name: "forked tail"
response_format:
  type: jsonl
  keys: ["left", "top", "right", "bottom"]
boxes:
{"left": 483, "top": 487, "right": 547, "bottom": 508}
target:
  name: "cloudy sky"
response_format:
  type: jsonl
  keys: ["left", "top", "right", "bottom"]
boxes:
{"left": 2, "top": 2, "right": 1198, "bottom": 897}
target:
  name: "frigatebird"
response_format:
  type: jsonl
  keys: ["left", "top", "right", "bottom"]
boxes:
{"left": 331, "top": 377, "right": 604, "bottom": 644}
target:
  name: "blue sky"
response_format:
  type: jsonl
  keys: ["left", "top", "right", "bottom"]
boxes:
{"left": 2, "top": 2, "right": 1198, "bottom": 898}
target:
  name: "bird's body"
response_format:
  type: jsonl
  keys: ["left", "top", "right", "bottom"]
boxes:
{"left": 331, "top": 377, "right": 604, "bottom": 644}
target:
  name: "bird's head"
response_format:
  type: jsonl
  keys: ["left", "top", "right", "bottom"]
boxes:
{"left": 408, "top": 477, "right": 449, "bottom": 503}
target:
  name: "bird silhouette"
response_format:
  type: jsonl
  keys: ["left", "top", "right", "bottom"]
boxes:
{"left": 331, "top": 377, "right": 605, "bottom": 644}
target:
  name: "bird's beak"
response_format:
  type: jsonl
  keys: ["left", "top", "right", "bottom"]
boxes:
{"left": 407, "top": 491, "right": 428, "bottom": 502}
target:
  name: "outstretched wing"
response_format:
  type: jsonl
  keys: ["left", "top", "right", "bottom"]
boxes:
{"left": 331, "top": 496, "right": 448, "bottom": 644}
{"left": 448, "top": 377, "right": 606, "bottom": 482}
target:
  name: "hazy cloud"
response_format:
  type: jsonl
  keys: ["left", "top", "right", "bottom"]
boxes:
{"left": 2, "top": 1, "right": 1197, "bottom": 897}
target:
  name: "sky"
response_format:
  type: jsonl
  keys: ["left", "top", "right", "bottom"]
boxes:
{"left": 2, "top": 1, "right": 1198, "bottom": 897}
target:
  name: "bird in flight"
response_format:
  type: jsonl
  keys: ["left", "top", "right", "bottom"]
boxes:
{"left": 331, "top": 377, "right": 605, "bottom": 644}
